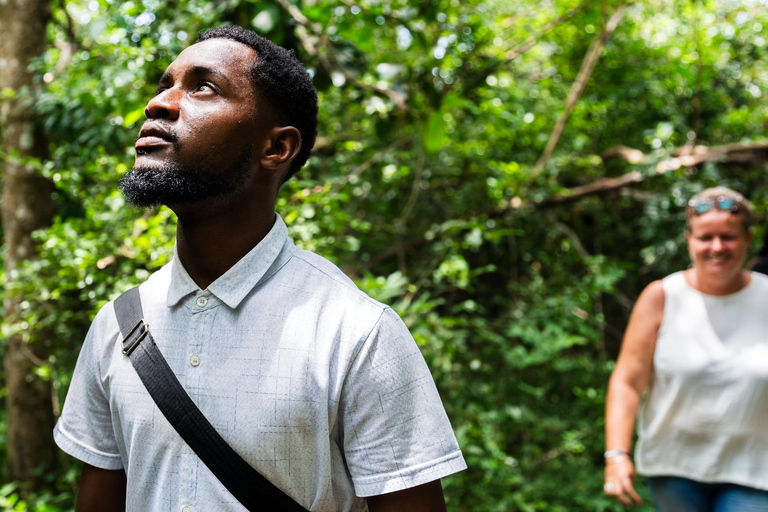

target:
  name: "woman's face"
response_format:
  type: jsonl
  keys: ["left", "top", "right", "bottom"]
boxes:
{"left": 686, "top": 210, "right": 751, "bottom": 280}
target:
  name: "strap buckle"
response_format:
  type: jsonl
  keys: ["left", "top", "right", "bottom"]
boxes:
{"left": 122, "top": 319, "right": 149, "bottom": 356}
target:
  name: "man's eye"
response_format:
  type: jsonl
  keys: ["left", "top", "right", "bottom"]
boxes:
{"left": 197, "top": 83, "right": 214, "bottom": 92}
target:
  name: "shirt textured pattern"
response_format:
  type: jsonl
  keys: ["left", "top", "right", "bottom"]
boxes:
{"left": 54, "top": 215, "right": 466, "bottom": 511}
{"left": 636, "top": 271, "right": 768, "bottom": 491}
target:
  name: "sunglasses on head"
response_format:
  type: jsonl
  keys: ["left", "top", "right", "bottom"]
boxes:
{"left": 688, "top": 195, "right": 743, "bottom": 215}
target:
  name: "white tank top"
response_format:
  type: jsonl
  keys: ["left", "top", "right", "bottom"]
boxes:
{"left": 635, "top": 271, "right": 768, "bottom": 490}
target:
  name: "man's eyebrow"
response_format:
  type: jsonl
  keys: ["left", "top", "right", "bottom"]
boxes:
{"left": 157, "top": 66, "right": 232, "bottom": 86}
{"left": 188, "top": 65, "right": 231, "bottom": 84}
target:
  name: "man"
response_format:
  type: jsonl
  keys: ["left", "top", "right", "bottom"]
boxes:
{"left": 53, "top": 26, "right": 465, "bottom": 511}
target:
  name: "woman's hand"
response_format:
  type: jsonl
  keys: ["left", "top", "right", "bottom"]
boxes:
{"left": 603, "top": 455, "right": 643, "bottom": 505}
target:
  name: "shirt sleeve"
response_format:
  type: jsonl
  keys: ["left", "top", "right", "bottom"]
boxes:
{"left": 53, "top": 303, "right": 124, "bottom": 470}
{"left": 341, "top": 307, "right": 466, "bottom": 497}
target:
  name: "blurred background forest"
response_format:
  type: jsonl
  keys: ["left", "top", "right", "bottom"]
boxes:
{"left": 1, "top": 0, "right": 768, "bottom": 510}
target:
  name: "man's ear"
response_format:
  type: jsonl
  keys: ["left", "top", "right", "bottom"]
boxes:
{"left": 260, "top": 126, "right": 301, "bottom": 171}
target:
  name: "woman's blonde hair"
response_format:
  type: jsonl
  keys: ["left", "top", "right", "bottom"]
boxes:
{"left": 686, "top": 186, "right": 752, "bottom": 231}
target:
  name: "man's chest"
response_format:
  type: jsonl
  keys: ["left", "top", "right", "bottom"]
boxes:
{"left": 103, "top": 317, "right": 343, "bottom": 470}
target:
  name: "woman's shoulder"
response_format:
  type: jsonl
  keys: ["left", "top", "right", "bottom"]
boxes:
{"left": 633, "top": 279, "right": 666, "bottom": 318}
{"left": 749, "top": 269, "right": 768, "bottom": 285}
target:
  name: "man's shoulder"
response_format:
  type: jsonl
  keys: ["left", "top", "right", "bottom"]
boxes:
{"left": 285, "top": 247, "right": 386, "bottom": 310}
{"left": 91, "top": 261, "right": 171, "bottom": 329}
{"left": 289, "top": 248, "right": 356, "bottom": 285}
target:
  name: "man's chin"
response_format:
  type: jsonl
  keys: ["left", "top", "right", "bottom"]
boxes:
{"left": 119, "top": 166, "right": 183, "bottom": 208}
{"left": 133, "top": 153, "right": 172, "bottom": 171}
{"left": 119, "top": 162, "right": 249, "bottom": 209}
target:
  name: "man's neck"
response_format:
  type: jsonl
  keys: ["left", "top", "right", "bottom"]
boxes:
{"left": 172, "top": 193, "right": 277, "bottom": 290}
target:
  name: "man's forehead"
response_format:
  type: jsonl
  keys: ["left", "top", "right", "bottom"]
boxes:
{"left": 168, "top": 38, "right": 258, "bottom": 74}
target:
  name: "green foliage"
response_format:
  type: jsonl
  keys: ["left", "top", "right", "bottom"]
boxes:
{"left": 2, "top": 0, "right": 768, "bottom": 510}
{"left": 0, "top": 452, "right": 79, "bottom": 512}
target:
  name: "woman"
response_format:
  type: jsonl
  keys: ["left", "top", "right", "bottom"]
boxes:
{"left": 604, "top": 187, "right": 768, "bottom": 511}
{"left": 748, "top": 230, "right": 768, "bottom": 276}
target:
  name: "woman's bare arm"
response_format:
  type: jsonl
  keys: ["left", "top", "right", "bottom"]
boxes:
{"left": 604, "top": 280, "right": 665, "bottom": 505}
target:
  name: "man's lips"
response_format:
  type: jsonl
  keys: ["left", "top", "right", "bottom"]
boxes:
{"left": 135, "top": 124, "right": 176, "bottom": 151}
{"left": 135, "top": 136, "right": 172, "bottom": 149}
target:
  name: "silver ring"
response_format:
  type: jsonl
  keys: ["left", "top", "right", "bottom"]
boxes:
{"left": 604, "top": 482, "right": 615, "bottom": 492}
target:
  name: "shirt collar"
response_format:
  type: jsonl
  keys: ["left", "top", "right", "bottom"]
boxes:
{"left": 166, "top": 214, "right": 292, "bottom": 309}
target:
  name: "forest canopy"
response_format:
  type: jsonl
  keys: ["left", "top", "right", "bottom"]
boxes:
{"left": 1, "top": 0, "right": 768, "bottom": 510}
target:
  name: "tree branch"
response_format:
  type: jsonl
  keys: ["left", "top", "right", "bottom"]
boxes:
{"left": 542, "top": 171, "right": 643, "bottom": 206}
{"left": 51, "top": 0, "right": 84, "bottom": 72}
{"left": 332, "top": 136, "right": 412, "bottom": 193}
{"left": 455, "top": 2, "right": 591, "bottom": 97}
{"left": 396, "top": 150, "right": 426, "bottom": 272}
{"left": 531, "top": 3, "right": 629, "bottom": 178}
{"left": 504, "top": 1, "right": 592, "bottom": 62}
{"left": 542, "top": 140, "right": 768, "bottom": 205}
{"left": 276, "top": 0, "right": 407, "bottom": 110}
{"left": 552, "top": 219, "right": 633, "bottom": 310}
{"left": 359, "top": 140, "right": 768, "bottom": 271}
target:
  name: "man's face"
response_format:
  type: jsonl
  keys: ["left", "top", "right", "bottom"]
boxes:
{"left": 121, "top": 38, "right": 272, "bottom": 207}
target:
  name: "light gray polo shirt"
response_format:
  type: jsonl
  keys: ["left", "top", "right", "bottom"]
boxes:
{"left": 54, "top": 214, "right": 466, "bottom": 511}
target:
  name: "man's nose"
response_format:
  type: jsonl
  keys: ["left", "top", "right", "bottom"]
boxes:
{"left": 145, "top": 88, "right": 180, "bottom": 120}
{"left": 712, "top": 237, "right": 724, "bottom": 251}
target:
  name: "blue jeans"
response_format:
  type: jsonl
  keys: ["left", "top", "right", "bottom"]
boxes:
{"left": 648, "top": 476, "right": 768, "bottom": 512}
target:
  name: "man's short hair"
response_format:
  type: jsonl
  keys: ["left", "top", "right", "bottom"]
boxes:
{"left": 197, "top": 26, "right": 318, "bottom": 182}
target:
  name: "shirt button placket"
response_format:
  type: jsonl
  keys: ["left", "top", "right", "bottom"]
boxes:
{"left": 182, "top": 293, "right": 207, "bottom": 505}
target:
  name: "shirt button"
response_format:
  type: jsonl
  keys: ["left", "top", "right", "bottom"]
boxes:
{"left": 190, "top": 355, "right": 201, "bottom": 367}
{"left": 182, "top": 507, "right": 192, "bottom": 512}
{"left": 196, "top": 296, "right": 208, "bottom": 307}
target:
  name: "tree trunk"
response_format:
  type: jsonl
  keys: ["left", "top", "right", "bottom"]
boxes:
{"left": 0, "top": 0, "right": 57, "bottom": 489}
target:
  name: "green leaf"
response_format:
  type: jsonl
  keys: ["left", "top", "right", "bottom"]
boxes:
{"left": 123, "top": 107, "right": 145, "bottom": 127}
{"left": 424, "top": 112, "right": 447, "bottom": 153}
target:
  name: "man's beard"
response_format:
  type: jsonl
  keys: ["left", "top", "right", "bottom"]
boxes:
{"left": 119, "top": 149, "right": 251, "bottom": 208}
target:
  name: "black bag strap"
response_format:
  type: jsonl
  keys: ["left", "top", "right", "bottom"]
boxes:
{"left": 114, "top": 287, "right": 307, "bottom": 512}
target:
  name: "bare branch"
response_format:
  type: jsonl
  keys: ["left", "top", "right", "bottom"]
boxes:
{"left": 19, "top": 342, "right": 47, "bottom": 368}
{"left": 396, "top": 150, "right": 426, "bottom": 272}
{"left": 359, "top": 140, "right": 768, "bottom": 271}
{"left": 396, "top": 150, "right": 426, "bottom": 232}
{"left": 504, "top": 1, "right": 592, "bottom": 61}
{"left": 276, "top": 0, "right": 407, "bottom": 110}
{"left": 543, "top": 171, "right": 643, "bottom": 206}
{"left": 601, "top": 145, "right": 647, "bottom": 164}
{"left": 51, "top": 0, "right": 83, "bottom": 72}
{"left": 552, "top": 220, "right": 634, "bottom": 310}
{"left": 552, "top": 220, "right": 591, "bottom": 260}
{"left": 455, "top": 2, "right": 591, "bottom": 97}
{"left": 604, "top": 140, "right": 768, "bottom": 166}
{"left": 274, "top": 0, "right": 318, "bottom": 30}
{"left": 55, "top": 0, "right": 79, "bottom": 47}
{"left": 540, "top": 140, "right": 768, "bottom": 206}
{"left": 531, "top": 4, "right": 629, "bottom": 178}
